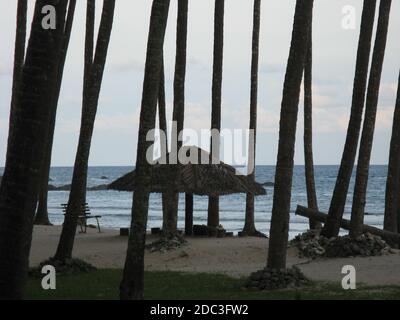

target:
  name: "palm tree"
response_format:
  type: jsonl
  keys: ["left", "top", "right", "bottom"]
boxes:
{"left": 303, "top": 11, "right": 321, "bottom": 230}
{"left": 243, "top": 0, "right": 262, "bottom": 236}
{"left": 7, "top": 0, "right": 27, "bottom": 138}
{"left": 163, "top": 0, "right": 189, "bottom": 237}
{"left": 267, "top": 0, "right": 314, "bottom": 270}
{"left": 350, "top": 0, "right": 392, "bottom": 239}
{"left": 35, "top": 0, "right": 77, "bottom": 226}
{"left": 208, "top": 0, "right": 225, "bottom": 231}
{"left": 55, "top": 0, "right": 115, "bottom": 261}
{"left": 321, "top": 1, "right": 377, "bottom": 238}
{"left": 0, "top": 0, "right": 69, "bottom": 299}
{"left": 384, "top": 72, "right": 400, "bottom": 234}
{"left": 120, "top": 0, "right": 171, "bottom": 300}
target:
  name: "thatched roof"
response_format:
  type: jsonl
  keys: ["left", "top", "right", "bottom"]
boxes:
{"left": 108, "top": 146, "right": 266, "bottom": 197}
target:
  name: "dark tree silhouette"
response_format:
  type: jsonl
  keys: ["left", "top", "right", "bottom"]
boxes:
{"left": 243, "top": 0, "right": 263, "bottom": 236}
{"left": 0, "top": 0, "right": 69, "bottom": 299}
{"left": 7, "top": 0, "right": 27, "bottom": 138}
{"left": 120, "top": 0, "right": 171, "bottom": 300}
{"left": 322, "top": 1, "right": 377, "bottom": 238}
{"left": 350, "top": 0, "right": 392, "bottom": 239}
{"left": 267, "top": 0, "right": 314, "bottom": 270}
{"left": 303, "top": 11, "right": 321, "bottom": 230}
{"left": 384, "top": 72, "right": 400, "bottom": 234}
{"left": 208, "top": 0, "right": 225, "bottom": 230}
{"left": 55, "top": 0, "right": 115, "bottom": 261}
{"left": 163, "top": 0, "right": 189, "bottom": 236}
{"left": 35, "top": 0, "right": 77, "bottom": 226}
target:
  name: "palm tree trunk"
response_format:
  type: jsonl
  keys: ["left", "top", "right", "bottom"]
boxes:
{"left": 0, "top": 0, "right": 68, "bottom": 299}
{"left": 350, "top": 0, "right": 392, "bottom": 239}
{"left": 321, "top": 1, "right": 377, "bottom": 238}
{"left": 208, "top": 0, "right": 224, "bottom": 230}
{"left": 158, "top": 54, "right": 170, "bottom": 230}
{"left": 120, "top": 0, "right": 170, "bottom": 300}
{"left": 162, "top": 0, "right": 189, "bottom": 237}
{"left": 384, "top": 72, "right": 400, "bottom": 234}
{"left": 7, "top": 0, "right": 27, "bottom": 139}
{"left": 35, "top": 0, "right": 77, "bottom": 226}
{"left": 55, "top": 0, "right": 115, "bottom": 261}
{"left": 303, "top": 12, "right": 321, "bottom": 231}
{"left": 243, "top": 0, "right": 261, "bottom": 236}
{"left": 267, "top": 0, "right": 314, "bottom": 270}
{"left": 185, "top": 193, "right": 193, "bottom": 235}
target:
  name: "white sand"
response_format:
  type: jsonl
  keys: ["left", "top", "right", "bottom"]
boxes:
{"left": 30, "top": 225, "right": 400, "bottom": 286}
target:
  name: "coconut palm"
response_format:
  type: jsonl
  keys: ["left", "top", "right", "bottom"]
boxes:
{"left": 303, "top": 11, "right": 321, "bottom": 230}
{"left": 321, "top": 1, "right": 377, "bottom": 238}
{"left": 55, "top": 0, "right": 116, "bottom": 261}
{"left": 7, "top": 0, "right": 27, "bottom": 138}
{"left": 0, "top": 0, "right": 69, "bottom": 299}
{"left": 350, "top": 0, "right": 392, "bottom": 239}
{"left": 384, "top": 72, "right": 400, "bottom": 234}
{"left": 267, "top": 0, "right": 314, "bottom": 270}
{"left": 163, "top": 0, "right": 189, "bottom": 236}
{"left": 208, "top": 0, "right": 225, "bottom": 230}
{"left": 120, "top": 0, "right": 171, "bottom": 300}
{"left": 243, "top": 0, "right": 262, "bottom": 236}
{"left": 35, "top": 0, "right": 77, "bottom": 226}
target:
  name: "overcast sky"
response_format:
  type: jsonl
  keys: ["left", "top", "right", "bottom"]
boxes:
{"left": 1, "top": 0, "right": 399, "bottom": 166}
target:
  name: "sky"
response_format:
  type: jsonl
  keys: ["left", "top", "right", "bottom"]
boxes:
{"left": 0, "top": 0, "right": 399, "bottom": 166}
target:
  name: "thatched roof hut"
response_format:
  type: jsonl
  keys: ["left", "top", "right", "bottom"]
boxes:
{"left": 108, "top": 146, "right": 266, "bottom": 197}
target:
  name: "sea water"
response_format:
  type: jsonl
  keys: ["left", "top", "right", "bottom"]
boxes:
{"left": 0, "top": 165, "right": 387, "bottom": 239}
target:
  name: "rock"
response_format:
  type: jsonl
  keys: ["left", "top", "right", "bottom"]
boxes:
{"left": 291, "top": 230, "right": 392, "bottom": 259}
{"left": 151, "top": 227, "right": 162, "bottom": 235}
{"left": 244, "top": 266, "right": 309, "bottom": 291}
{"left": 47, "top": 184, "right": 71, "bottom": 191}
{"left": 88, "top": 184, "right": 109, "bottom": 191}
{"left": 193, "top": 225, "right": 209, "bottom": 236}
{"left": 146, "top": 233, "right": 187, "bottom": 252}
{"left": 261, "top": 181, "right": 275, "bottom": 187}
{"left": 120, "top": 228, "right": 130, "bottom": 236}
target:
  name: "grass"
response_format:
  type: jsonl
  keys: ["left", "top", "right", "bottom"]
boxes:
{"left": 25, "top": 269, "right": 400, "bottom": 300}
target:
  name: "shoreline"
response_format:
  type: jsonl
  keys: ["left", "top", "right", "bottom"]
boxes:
{"left": 30, "top": 225, "right": 400, "bottom": 286}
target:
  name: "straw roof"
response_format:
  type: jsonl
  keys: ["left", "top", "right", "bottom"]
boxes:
{"left": 108, "top": 146, "right": 266, "bottom": 197}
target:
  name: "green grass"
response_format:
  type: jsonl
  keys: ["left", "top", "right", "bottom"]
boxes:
{"left": 25, "top": 269, "right": 400, "bottom": 300}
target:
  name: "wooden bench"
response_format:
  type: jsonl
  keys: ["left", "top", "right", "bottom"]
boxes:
{"left": 61, "top": 203, "right": 102, "bottom": 233}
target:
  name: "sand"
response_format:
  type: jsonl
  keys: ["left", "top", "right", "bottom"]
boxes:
{"left": 30, "top": 225, "right": 400, "bottom": 286}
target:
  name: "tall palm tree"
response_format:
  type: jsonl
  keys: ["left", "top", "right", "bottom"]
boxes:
{"left": 303, "top": 11, "right": 321, "bottom": 230}
{"left": 163, "top": 0, "right": 189, "bottom": 237}
{"left": 7, "top": 0, "right": 27, "bottom": 138}
{"left": 243, "top": 0, "right": 262, "bottom": 236}
{"left": 35, "top": 0, "right": 77, "bottom": 226}
{"left": 0, "top": 0, "right": 69, "bottom": 299}
{"left": 384, "top": 72, "right": 400, "bottom": 234}
{"left": 321, "top": 1, "right": 377, "bottom": 238}
{"left": 267, "top": 0, "right": 314, "bottom": 270}
{"left": 208, "top": 0, "right": 225, "bottom": 231}
{"left": 350, "top": 0, "right": 392, "bottom": 239}
{"left": 158, "top": 55, "right": 171, "bottom": 228}
{"left": 120, "top": 0, "right": 171, "bottom": 300}
{"left": 55, "top": 0, "right": 116, "bottom": 261}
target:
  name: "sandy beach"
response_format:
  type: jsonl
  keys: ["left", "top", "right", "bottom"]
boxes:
{"left": 29, "top": 225, "right": 400, "bottom": 287}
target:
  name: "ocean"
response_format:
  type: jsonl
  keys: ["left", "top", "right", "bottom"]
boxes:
{"left": 0, "top": 165, "right": 388, "bottom": 239}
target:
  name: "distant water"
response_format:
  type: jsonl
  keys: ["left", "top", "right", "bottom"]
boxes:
{"left": 0, "top": 165, "right": 388, "bottom": 239}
